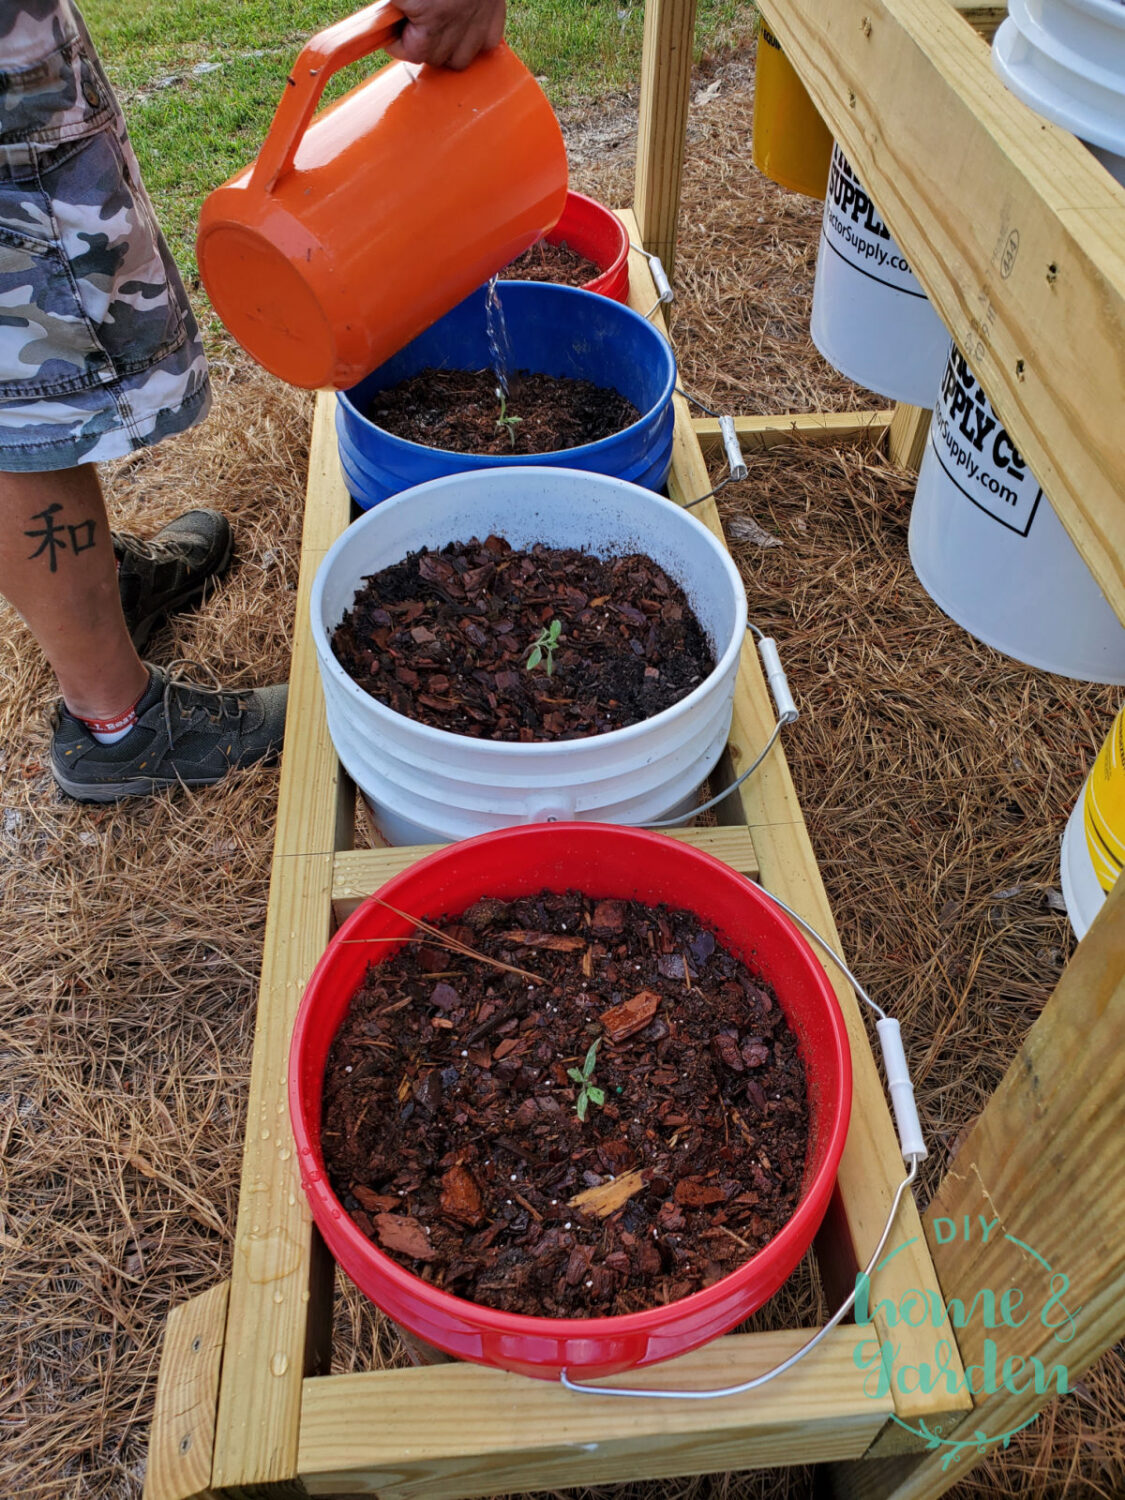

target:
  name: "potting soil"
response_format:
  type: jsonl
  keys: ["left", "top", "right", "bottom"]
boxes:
{"left": 321, "top": 888, "right": 810, "bottom": 1318}
{"left": 503, "top": 237, "right": 601, "bottom": 285}
{"left": 331, "top": 534, "right": 717, "bottom": 741}
{"left": 365, "top": 368, "right": 639, "bottom": 455}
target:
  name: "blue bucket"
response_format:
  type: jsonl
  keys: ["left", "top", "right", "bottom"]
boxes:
{"left": 336, "top": 281, "right": 677, "bottom": 508}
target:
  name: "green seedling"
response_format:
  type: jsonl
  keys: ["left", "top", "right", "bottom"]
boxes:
{"left": 526, "top": 617, "right": 562, "bottom": 676}
{"left": 568, "top": 1038, "right": 605, "bottom": 1122}
{"left": 495, "top": 391, "right": 523, "bottom": 448}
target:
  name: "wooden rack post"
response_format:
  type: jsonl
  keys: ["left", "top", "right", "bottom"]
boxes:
{"left": 634, "top": 0, "right": 700, "bottom": 274}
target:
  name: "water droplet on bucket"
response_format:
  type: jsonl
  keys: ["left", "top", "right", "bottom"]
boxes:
{"left": 273, "top": 1291, "right": 284, "bottom": 1304}
{"left": 260, "top": 1128, "right": 270, "bottom": 1140}
{"left": 278, "top": 1147, "right": 291, "bottom": 1162}
{"left": 270, "top": 1353, "right": 289, "bottom": 1377}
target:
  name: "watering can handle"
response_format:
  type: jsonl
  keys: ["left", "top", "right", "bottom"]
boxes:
{"left": 251, "top": 2, "right": 406, "bottom": 192}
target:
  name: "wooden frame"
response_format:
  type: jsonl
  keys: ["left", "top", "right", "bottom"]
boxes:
{"left": 144, "top": 2, "right": 1125, "bottom": 1496}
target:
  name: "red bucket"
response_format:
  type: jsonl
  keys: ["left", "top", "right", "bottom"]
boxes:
{"left": 289, "top": 824, "right": 852, "bottom": 1380}
{"left": 536, "top": 190, "right": 630, "bottom": 301}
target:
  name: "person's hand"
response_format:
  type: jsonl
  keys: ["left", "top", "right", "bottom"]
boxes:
{"left": 386, "top": 0, "right": 506, "bottom": 70}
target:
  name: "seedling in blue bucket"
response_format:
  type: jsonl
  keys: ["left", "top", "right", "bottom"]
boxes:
{"left": 526, "top": 617, "right": 562, "bottom": 676}
{"left": 495, "top": 391, "right": 522, "bottom": 448}
{"left": 568, "top": 1038, "right": 605, "bottom": 1121}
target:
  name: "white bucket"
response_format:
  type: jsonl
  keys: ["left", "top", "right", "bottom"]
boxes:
{"left": 908, "top": 342, "right": 1125, "bottom": 684}
{"left": 993, "top": 0, "right": 1125, "bottom": 185}
{"left": 1061, "top": 703, "right": 1125, "bottom": 938}
{"left": 310, "top": 467, "right": 748, "bottom": 845}
{"left": 810, "top": 144, "right": 950, "bottom": 405}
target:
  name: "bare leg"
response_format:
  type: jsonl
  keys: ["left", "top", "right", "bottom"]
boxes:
{"left": 0, "top": 464, "right": 148, "bottom": 719}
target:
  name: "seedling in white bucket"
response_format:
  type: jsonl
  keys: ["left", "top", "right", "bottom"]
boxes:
{"left": 526, "top": 617, "right": 562, "bottom": 676}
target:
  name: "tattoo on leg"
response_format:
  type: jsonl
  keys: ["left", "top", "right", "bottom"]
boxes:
{"left": 25, "top": 504, "right": 98, "bottom": 572}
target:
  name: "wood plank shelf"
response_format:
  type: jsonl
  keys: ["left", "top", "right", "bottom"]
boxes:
{"left": 142, "top": 228, "right": 971, "bottom": 1500}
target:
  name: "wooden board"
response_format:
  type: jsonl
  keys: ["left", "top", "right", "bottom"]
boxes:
{"left": 332, "top": 826, "right": 761, "bottom": 920}
{"left": 144, "top": 1282, "right": 228, "bottom": 1500}
{"left": 634, "top": 0, "right": 700, "bottom": 274}
{"left": 210, "top": 397, "right": 352, "bottom": 1494}
{"left": 623, "top": 217, "right": 971, "bottom": 1436}
{"left": 886, "top": 404, "right": 932, "bottom": 470}
{"left": 297, "top": 1329, "right": 894, "bottom": 1498}
{"left": 952, "top": 1, "right": 1007, "bottom": 43}
{"left": 693, "top": 410, "right": 893, "bottom": 457}
{"left": 757, "top": 0, "right": 1125, "bottom": 625}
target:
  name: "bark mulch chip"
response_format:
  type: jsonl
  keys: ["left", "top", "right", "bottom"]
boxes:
{"left": 331, "top": 534, "right": 717, "bottom": 742}
{"left": 366, "top": 367, "right": 640, "bottom": 456}
{"left": 504, "top": 238, "right": 603, "bottom": 286}
{"left": 321, "top": 889, "right": 811, "bottom": 1320}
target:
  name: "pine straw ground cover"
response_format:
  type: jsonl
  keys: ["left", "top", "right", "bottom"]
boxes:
{"left": 2, "top": 38, "right": 1124, "bottom": 1500}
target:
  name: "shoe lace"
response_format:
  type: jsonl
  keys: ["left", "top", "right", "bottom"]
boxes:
{"left": 113, "top": 530, "right": 190, "bottom": 567}
{"left": 159, "top": 659, "right": 252, "bottom": 751}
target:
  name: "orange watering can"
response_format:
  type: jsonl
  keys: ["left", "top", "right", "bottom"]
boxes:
{"left": 197, "top": 3, "right": 568, "bottom": 390}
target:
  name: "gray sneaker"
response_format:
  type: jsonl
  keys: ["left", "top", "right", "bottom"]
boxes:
{"left": 50, "top": 663, "right": 288, "bottom": 803}
{"left": 113, "top": 509, "right": 234, "bottom": 651}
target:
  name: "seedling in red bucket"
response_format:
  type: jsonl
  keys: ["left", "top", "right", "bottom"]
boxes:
{"left": 525, "top": 617, "right": 562, "bottom": 676}
{"left": 568, "top": 1037, "right": 606, "bottom": 1121}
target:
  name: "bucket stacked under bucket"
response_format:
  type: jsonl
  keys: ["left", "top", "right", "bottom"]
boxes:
{"left": 336, "top": 280, "right": 676, "bottom": 509}
{"left": 312, "top": 467, "right": 747, "bottom": 844}
{"left": 809, "top": 144, "right": 949, "bottom": 405}
{"left": 993, "top": 0, "right": 1125, "bottom": 184}
{"left": 1062, "top": 704, "right": 1125, "bottom": 937}
{"left": 288, "top": 824, "right": 853, "bottom": 1378}
{"left": 909, "top": 342, "right": 1125, "bottom": 685}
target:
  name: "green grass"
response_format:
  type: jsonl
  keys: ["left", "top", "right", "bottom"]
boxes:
{"left": 82, "top": 0, "right": 757, "bottom": 279}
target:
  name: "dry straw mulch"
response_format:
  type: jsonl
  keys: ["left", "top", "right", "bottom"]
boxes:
{"left": 3, "top": 38, "right": 1124, "bottom": 1500}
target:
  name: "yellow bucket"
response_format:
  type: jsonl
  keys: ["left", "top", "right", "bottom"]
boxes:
{"left": 751, "top": 22, "right": 832, "bottom": 199}
{"left": 1085, "top": 705, "right": 1125, "bottom": 893}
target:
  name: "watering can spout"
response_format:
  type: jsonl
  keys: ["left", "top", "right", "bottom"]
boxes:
{"left": 197, "top": 2, "right": 567, "bottom": 389}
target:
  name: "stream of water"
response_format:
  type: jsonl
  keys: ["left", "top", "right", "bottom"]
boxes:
{"left": 485, "top": 275, "right": 514, "bottom": 401}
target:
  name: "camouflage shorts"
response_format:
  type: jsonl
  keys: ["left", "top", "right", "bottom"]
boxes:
{"left": 0, "top": 2, "right": 210, "bottom": 471}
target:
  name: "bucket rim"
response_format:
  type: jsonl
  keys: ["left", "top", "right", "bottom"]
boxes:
{"left": 1009, "top": 0, "right": 1125, "bottom": 98}
{"left": 994, "top": 17, "right": 1125, "bottom": 155}
{"left": 310, "top": 465, "right": 749, "bottom": 759}
{"left": 1060, "top": 782, "right": 1101, "bottom": 941}
{"left": 1028, "top": 0, "right": 1125, "bottom": 30}
{"left": 545, "top": 190, "right": 631, "bottom": 294}
{"left": 336, "top": 280, "right": 677, "bottom": 462}
{"left": 288, "top": 822, "right": 853, "bottom": 1348}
